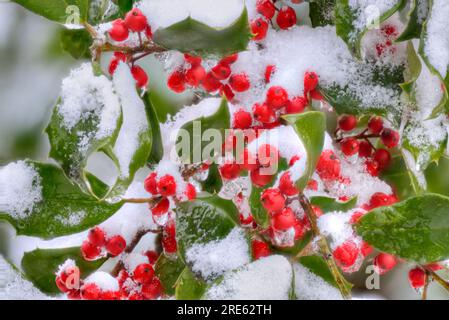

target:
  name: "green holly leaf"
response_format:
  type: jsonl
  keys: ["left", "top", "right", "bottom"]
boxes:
{"left": 309, "top": 196, "right": 357, "bottom": 213}
{"left": 309, "top": 0, "right": 336, "bottom": 27}
{"left": 335, "top": 0, "right": 406, "bottom": 57}
{"left": 397, "top": 0, "right": 429, "bottom": 42}
{"left": 283, "top": 112, "right": 326, "bottom": 191}
{"left": 0, "top": 160, "right": 123, "bottom": 239}
{"left": 60, "top": 28, "right": 92, "bottom": 59}
{"left": 175, "top": 268, "right": 207, "bottom": 300}
{"left": 12, "top": 0, "right": 89, "bottom": 25}
{"left": 21, "top": 247, "right": 106, "bottom": 295}
{"left": 176, "top": 98, "right": 230, "bottom": 164}
{"left": 153, "top": 8, "right": 251, "bottom": 56}
{"left": 143, "top": 92, "right": 163, "bottom": 165}
{"left": 356, "top": 193, "right": 449, "bottom": 263}
{"left": 154, "top": 253, "right": 186, "bottom": 296}
{"left": 200, "top": 163, "right": 223, "bottom": 195}
{"left": 174, "top": 196, "right": 239, "bottom": 258}
{"left": 401, "top": 42, "right": 423, "bottom": 96}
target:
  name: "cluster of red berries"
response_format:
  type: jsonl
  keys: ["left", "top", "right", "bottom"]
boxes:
{"left": 375, "top": 24, "right": 399, "bottom": 57}
{"left": 407, "top": 263, "right": 442, "bottom": 290}
{"left": 81, "top": 227, "right": 126, "bottom": 261}
{"left": 108, "top": 8, "right": 152, "bottom": 88}
{"left": 336, "top": 115, "right": 400, "bottom": 176}
{"left": 251, "top": 0, "right": 298, "bottom": 41}
{"left": 167, "top": 53, "right": 250, "bottom": 100}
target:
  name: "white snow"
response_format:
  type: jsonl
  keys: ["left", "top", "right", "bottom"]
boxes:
{"left": 84, "top": 271, "right": 119, "bottom": 292}
{"left": 56, "top": 259, "right": 76, "bottom": 276}
{"left": 416, "top": 0, "right": 429, "bottom": 24}
{"left": 205, "top": 255, "right": 293, "bottom": 300}
{"left": 0, "top": 161, "right": 42, "bottom": 219}
{"left": 348, "top": 0, "right": 400, "bottom": 33}
{"left": 55, "top": 211, "right": 86, "bottom": 227}
{"left": 317, "top": 211, "right": 354, "bottom": 248}
{"left": 293, "top": 263, "right": 343, "bottom": 300}
{"left": 137, "top": 0, "right": 245, "bottom": 30}
{"left": 185, "top": 228, "right": 250, "bottom": 280}
{"left": 424, "top": 0, "right": 449, "bottom": 78}
{"left": 124, "top": 253, "right": 150, "bottom": 273}
{"left": 113, "top": 63, "right": 149, "bottom": 178}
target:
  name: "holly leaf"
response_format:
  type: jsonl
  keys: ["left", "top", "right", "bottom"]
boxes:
{"left": 176, "top": 98, "right": 230, "bottom": 164}
{"left": 143, "top": 92, "right": 163, "bottom": 165}
{"left": 309, "top": 196, "right": 357, "bottom": 213}
{"left": 0, "top": 161, "right": 123, "bottom": 239}
{"left": 283, "top": 112, "right": 326, "bottom": 191}
{"left": 200, "top": 163, "right": 223, "bottom": 195}
{"left": 335, "top": 0, "right": 406, "bottom": 57}
{"left": 174, "top": 196, "right": 239, "bottom": 258}
{"left": 154, "top": 253, "right": 185, "bottom": 296}
{"left": 175, "top": 267, "right": 207, "bottom": 300}
{"left": 356, "top": 193, "right": 449, "bottom": 263}
{"left": 153, "top": 8, "right": 251, "bottom": 56}
{"left": 60, "top": 28, "right": 92, "bottom": 59}
{"left": 309, "top": 0, "right": 336, "bottom": 27}
{"left": 12, "top": 0, "right": 89, "bottom": 25}
{"left": 21, "top": 247, "right": 106, "bottom": 295}
{"left": 396, "top": 0, "right": 429, "bottom": 42}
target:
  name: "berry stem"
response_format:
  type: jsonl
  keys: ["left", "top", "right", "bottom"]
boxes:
{"left": 122, "top": 197, "right": 161, "bottom": 204}
{"left": 298, "top": 193, "right": 352, "bottom": 299}
{"left": 335, "top": 129, "right": 379, "bottom": 143}
{"left": 422, "top": 271, "right": 430, "bottom": 300}
{"left": 423, "top": 265, "right": 449, "bottom": 293}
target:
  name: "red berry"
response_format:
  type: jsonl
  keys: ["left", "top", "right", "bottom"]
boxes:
{"left": 368, "top": 117, "right": 384, "bottom": 134}
{"left": 381, "top": 24, "right": 398, "bottom": 37}
{"left": 310, "top": 89, "right": 324, "bottom": 101}
{"left": 88, "top": 227, "right": 106, "bottom": 247}
{"left": 180, "top": 184, "right": 195, "bottom": 201}
{"left": 131, "top": 65, "right": 148, "bottom": 88}
{"left": 264, "top": 65, "right": 276, "bottom": 83}
{"left": 67, "top": 290, "right": 82, "bottom": 300}
{"left": 106, "top": 235, "right": 126, "bottom": 257}
{"left": 233, "top": 109, "right": 253, "bottom": 129}
{"left": 381, "top": 128, "right": 399, "bottom": 148}
{"left": 358, "top": 140, "right": 373, "bottom": 158}
{"left": 426, "top": 263, "right": 443, "bottom": 271}
{"left": 408, "top": 267, "right": 426, "bottom": 289}
{"left": 365, "top": 158, "right": 380, "bottom": 176}
{"left": 256, "top": 0, "right": 276, "bottom": 19}
{"left": 360, "top": 241, "right": 373, "bottom": 257}
{"left": 145, "top": 250, "right": 159, "bottom": 264}
{"left": 81, "top": 240, "right": 101, "bottom": 261}
{"left": 157, "top": 175, "right": 177, "bottom": 197}
{"left": 373, "top": 148, "right": 391, "bottom": 169}
{"left": 340, "top": 138, "right": 360, "bottom": 156}
{"left": 286, "top": 96, "right": 307, "bottom": 114}
{"left": 81, "top": 283, "right": 101, "bottom": 300}
{"left": 144, "top": 172, "right": 158, "bottom": 195}
{"left": 304, "top": 71, "right": 319, "bottom": 93}
{"left": 276, "top": 6, "right": 297, "bottom": 30}
{"left": 253, "top": 103, "right": 276, "bottom": 124}
{"left": 316, "top": 150, "right": 341, "bottom": 181}
{"left": 124, "top": 8, "right": 147, "bottom": 32}
{"left": 220, "top": 84, "right": 235, "bottom": 100}
{"left": 252, "top": 239, "right": 271, "bottom": 260}
{"left": 167, "top": 70, "right": 186, "bottom": 93}
{"left": 373, "top": 253, "right": 397, "bottom": 275}
{"left": 229, "top": 73, "right": 250, "bottom": 92}
{"left": 108, "top": 52, "right": 127, "bottom": 75}
{"left": 162, "top": 233, "right": 177, "bottom": 254}
{"left": 145, "top": 25, "right": 153, "bottom": 39}
{"left": 202, "top": 72, "right": 222, "bottom": 92}
{"left": 133, "top": 263, "right": 154, "bottom": 284}
{"left": 109, "top": 19, "right": 129, "bottom": 42}
{"left": 272, "top": 207, "right": 296, "bottom": 231}
{"left": 333, "top": 241, "right": 359, "bottom": 268}
{"left": 279, "top": 172, "right": 298, "bottom": 196}
{"left": 349, "top": 211, "right": 364, "bottom": 224}
{"left": 184, "top": 54, "right": 202, "bottom": 66}
{"left": 251, "top": 18, "right": 269, "bottom": 41}
{"left": 220, "top": 162, "right": 241, "bottom": 180}
{"left": 338, "top": 115, "right": 357, "bottom": 131}
{"left": 185, "top": 65, "right": 206, "bottom": 87}
{"left": 250, "top": 169, "right": 274, "bottom": 187}
{"left": 55, "top": 276, "right": 69, "bottom": 293}
{"left": 266, "top": 86, "right": 289, "bottom": 109}
{"left": 152, "top": 198, "right": 170, "bottom": 216}
{"left": 261, "top": 188, "right": 286, "bottom": 213}
{"left": 368, "top": 192, "right": 397, "bottom": 209}
{"left": 101, "top": 291, "right": 121, "bottom": 300}
{"left": 141, "top": 278, "right": 162, "bottom": 300}
{"left": 220, "top": 53, "right": 239, "bottom": 65}
{"left": 211, "top": 63, "right": 231, "bottom": 80}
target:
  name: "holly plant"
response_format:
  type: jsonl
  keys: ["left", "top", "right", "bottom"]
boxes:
{"left": 2, "top": 0, "right": 449, "bottom": 300}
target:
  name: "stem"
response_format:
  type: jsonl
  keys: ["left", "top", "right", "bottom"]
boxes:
{"left": 422, "top": 271, "right": 430, "bottom": 300}
{"left": 424, "top": 266, "right": 449, "bottom": 293}
{"left": 298, "top": 193, "right": 352, "bottom": 299}
{"left": 122, "top": 197, "right": 161, "bottom": 204}
{"left": 335, "top": 130, "right": 379, "bottom": 143}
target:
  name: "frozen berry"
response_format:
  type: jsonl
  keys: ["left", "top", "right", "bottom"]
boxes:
{"left": 252, "top": 239, "right": 271, "bottom": 260}
{"left": 141, "top": 278, "right": 162, "bottom": 299}
{"left": 220, "top": 84, "right": 235, "bottom": 100}
{"left": 286, "top": 96, "right": 307, "bottom": 114}
{"left": 368, "top": 192, "right": 397, "bottom": 209}
{"left": 373, "top": 253, "right": 397, "bottom": 275}
{"left": 316, "top": 150, "right": 341, "bottom": 181}
{"left": 157, "top": 175, "right": 177, "bottom": 197}
{"left": 333, "top": 240, "right": 359, "bottom": 268}
{"left": 251, "top": 18, "right": 269, "bottom": 41}
{"left": 81, "top": 283, "right": 101, "bottom": 300}
{"left": 184, "top": 54, "right": 202, "bottom": 66}
{"left": 250, "top": 169, "right": 274, "bottom": 187}
{"left": 256, "top": 0, "right": 276, "bottom": 19}
{"left": 81, "top": 240, "right": 101, "bottom": 261}
{"left": 233, "top": 109, "right": 253, "bottom": 129}
{"left": 261, "top": 188, "right": 286, "bottom": 213}
{"left": 408, "top": 267, "right": 426, "bottom": 289}
{"left": 304, "top": 71, "right": 319, "bottom": 93}
{"left": 220, "top": 162, "right": 241, "bottom": 180}
{"left": 264, "top": 65, "right": 276, "bottom": 83}
{"left": 202, "top": 72, "right": 222, "bottom": 92}
{"left": 358, "top": 140, "right": 373, "bottom": 158}
{"left": 185, "top": 183, "right": 197, "bottom": 201}
{"left": 88, "top": 227, "right": 106, "bottom": 247}
{"left": 365, "top": 158, "right": 380, "bottom": 176}
{"left": 220, "top": 53, "right": 239, "bottom": 65}
{"left": 368, "top": 117, "right": 384, "bottom": 134}
{"left": 276, "top": 6, "right": 297, "bottom": 30}
{"left": 272, "top": 207, "right": 296, "bottom": 230}
{"left": 185, "top": 65, "right": 206, "bottom": 87}
{"left": 229, "top": 73, "right": 250, "bottom": 92}
{"left": 381, "top": 128, "right": 399, "bottom": 148}
{"left": 131, "top": 65, "right": 149, "bottom": 88}
{"left": 145, "top": 25, "right": 152, "bottom": 39}
{"left": 349, "top": 211, "right": 364, "bottom": 224}
{"left": 109, "top": 19, "right": 129, "bottom": 42}
{"left": 145, "top": 250, "right": 159, "bottom": 264}
{"left": 373, "top": 148, "right": 391, "bottom": 169}
{"left": 266, "top": 86, "right": 289, "bottom": 109}
{"left": 279, "top": 172, "right": 299, "bottom": 196}
{"left": 144, "top": 172, "right": 158, "bottom": 195}
{"left": 133, "top": 263, "right": 154, "bottom": 284}
{"left": 167, "top": 70, "right": 186, "bottom": 93}
{"left": 106, "top": 235, "right": 126, "bottom": 257}
{"left": 152, "top": 198, "right": 170, "bottom": 216}
{"left": 253, "top": 103, "right": 276, "bottom": 124}
{"left": 340, "top": 138, "right": 360, "bottom": 156}
{"left": 360, "top": 241, "right": 373, "bottom": 257}
{"left": 124, "top": 8, "right": 148, "bottom": 32}
{"left": 108, "top": 52, "right": 127, "bottom": 75}
{"left": 211, "top": 63, "right": 231, "bottom": 80}
{"left": 338, "top": 115, "right": 357, "bottom": 131}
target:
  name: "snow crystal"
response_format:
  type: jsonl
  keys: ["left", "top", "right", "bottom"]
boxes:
{"left": 0, "top": 161, "right": 42, "bottom": 219}
{"left": 348, "top": 0, "right": 399, "bottom": 33}
{"left": 84, "top": 271, "right": 119, "bottom": 292}
{"left": 113, "top": 63, "right": 148, "bottom": 178}
{"left": 416, "top": 0, "right": 429, "bottom": 24}
{"left": 124, "top": 253, "right": 150, "bottom": 273}
{"left": 293, "top": 263, "right": 343, "bottom": 300}
{"left": 185, "top": 228, "right": 250, "bottom": 280}
{"left": 317, "top": 211, "right": 354, "bottom": 248}
{"left": 424, "top": 0, "right": 449, "bottom": 78}
{"left": 58, "top": 63, "right": 121, "bottom": 140}
{"left": 137, "top": 0, "right": 245, "bottom": 30}
{"left": 56, "top": 259, "right": 76, "bottom": 276}
{"left": 55, "top": 211, "right": 86, "bottom": 226}
{"left": 205, "top": 255, "right": 293, "bottom": 300}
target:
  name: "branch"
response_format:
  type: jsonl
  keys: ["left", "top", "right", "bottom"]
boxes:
{"left": 298, "top": 193, "right": 352, "bottom": 299}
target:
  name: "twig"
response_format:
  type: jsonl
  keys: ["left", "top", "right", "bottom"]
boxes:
{"left": 424, "top": 266, "right": 449, "bottom": 293}
{"left": 422, "top": 271, "right": 430, "bottom": 300}
{"left": 122, "top": 197, "right": 161, "bottom": 204}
